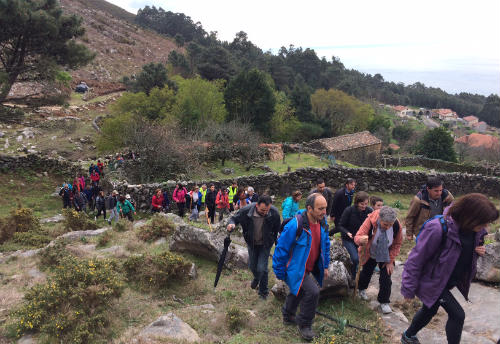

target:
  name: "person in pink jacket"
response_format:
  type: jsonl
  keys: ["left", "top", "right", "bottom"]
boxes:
{"left": 172, "top": 183, "right": 188, "bottom": 218}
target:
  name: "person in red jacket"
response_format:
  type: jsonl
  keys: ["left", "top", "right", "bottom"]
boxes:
{"left": 90, "top": 170, "right": 100, "bottom": 186}
{"left": 97, "top": 159, "right": 104, "bottom": 176}
{"left": 216, "top": 188, "right": 230, "bottom": 221}
{"left": 172, "top": 183, "right": 187, "bottom": 218}
{"left": 151, "top": 188, "right": 164, "bottom": 213}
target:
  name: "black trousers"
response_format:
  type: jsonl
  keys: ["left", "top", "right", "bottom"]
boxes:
{"left": 207, "top": 206, "right": 215, "bottom": 224}
{"left": 177, "top": 202, "right": 185, "bottom": 218}
{"left": 282, "top": 273, "right": 320, "bottom": 327}
{"left": 406, "top": 289, "right": 465, "bottom": 344}
{"left": 96, "top": 207, "right": 106, "bottom": 219}
{"left": 358, "top": 257, "right": 392, "bottom": 304}
{"left": 63, "top": 198, "right": 71, "bottom": 208}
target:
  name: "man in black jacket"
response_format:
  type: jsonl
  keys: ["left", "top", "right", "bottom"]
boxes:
{"left": 337, "top": 191, "right": 372, "bottom": 280}
{"left": 205, "top": 184, "right": 217, "bottom": 224}
{"left": 227, "top": 195, "right": 281, "bottom": 299}
{"left": 331, "top": 178, "right": 356, "bottom": 232}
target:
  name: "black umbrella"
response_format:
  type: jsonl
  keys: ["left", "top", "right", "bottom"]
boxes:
{"left": 214, "top": 233, "right": 231, "bottom": 289}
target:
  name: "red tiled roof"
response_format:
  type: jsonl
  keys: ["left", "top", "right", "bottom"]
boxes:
{"left": 393, "top": 105, "right": 407, "bottom": 111}
{"left": 455, "top": 133, "right": 499, "bottom": 149}
{"left": 463, "top": 115, "right": 478, "bottom": 122}
{"left": 388, "top": 143, "right": 400, "bottom": 150}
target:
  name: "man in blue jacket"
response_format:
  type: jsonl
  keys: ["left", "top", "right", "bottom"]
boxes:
{"left": 273, "top": 193, "right": 331, "bottom": 341}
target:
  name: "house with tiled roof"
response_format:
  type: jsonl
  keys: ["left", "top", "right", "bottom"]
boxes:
{"left": 463, "top": 115, "right": 479, "bottom": 127}
{"left": 303, "top": 131, "right": 382, "bottom": 166}
{"left": 472, "top": 121, "right": 487, "bottom": 133}
{"left": 435, "top": 109, "right": 457, "bottom": 121}
{"left": 455, "top": 133, "right": 499, "bottom": 149}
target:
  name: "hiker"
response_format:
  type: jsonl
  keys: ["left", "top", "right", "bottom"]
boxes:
{"left": 106, "top": 190, "right": 119, "bottom": 224}
{"left": 272, "top": 193, "right": 330, "bottom": 341}
{"left": 97, "top": 159, "right": 104, "bottom": 176}
{"left": 247, "top": 186, "right": 259, "bottom": 203}
{"left": 88, "top": 163, "right": 96, "bottom": 176}
{"left": 205, "top": 184, "right": 217, "bottom": 224}
{"left": 401, "top": 193, "right": 499, "bottom": 344}
{"left": 338, "top": 191, "right": 373, "bottom": 281}
{"left": 72, "top": 176, "right": 82, "bottom": 193}
{"left": 331, "top": 178, "right": 356, "bottom": 231}
{"left": 126, "top": 194, "right": 136, "bottom": 209}
{"left": 188, "top": 186, "right": 202, "bottom": 221}
{"left": 216, "top": 187, "right": 230, "bottom": 221}
{"left": 234, "top": 188, "right": 251, "bottom": 210}
{"left": 117, "top": 195, "right": 136, "bottom": 222}
{"left": 309, "top": 178, "right": 334, "bottom": 221}
{"left": 405, "top": 177, "right": 454, "bottom": 240}
{"left": 78, "top": 174, "right": 86, "bottom": 190}
{"left": 151, "top": 189, "right": 164, "bottom": 213}
{"left": 227, "top": 181, "right": 238, "bottom": 212}
{"left": 59, "top": 184, "right": 72, "bottom": 208}
{"left": 354, "top": 206, "right": 402, "bottom": 314}
{"left": 95, "top": 190, "right": 106, "bottom": 220}
{"left": 83, "top": 184, "right": 94, "bottom": 211}
{"left": 162, "top": 188, "right": 171, "bottom": 212}
{"left": 281, "top": 190, "right": 302, "bottom": 220}
{"left": 200, "top": 184, "right": 208, "bottom": 209}
{"left": 370, "top": 196, "right": 384, "bottom": 210}
{"left": 90, "top": 169, "right": 100, "bottom": 186}
{"left": 172, "top": 183, "right": 188, "bottom": 218}
{"left": 228, "top": 195, "right": 281, "bottom": 300}
{"left": 73, "top": 190, "right": 86, "bottom": 212}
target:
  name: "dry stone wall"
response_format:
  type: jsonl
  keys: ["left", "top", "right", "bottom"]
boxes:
{"left": 0, "top": 153, "right": 85, "bottom": 177}
{"left": 113, "top": 165, "right": 500, "bottom": 211}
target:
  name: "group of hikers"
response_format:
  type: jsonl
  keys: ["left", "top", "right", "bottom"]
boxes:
{"left": 59, "top": 160, "right": 137, "bottom": 223}
{"left": 57, "top": 172, "right": 499, "bottom": 343}
{"left": 225, "top": 177, "right": 498, "bottom": 343}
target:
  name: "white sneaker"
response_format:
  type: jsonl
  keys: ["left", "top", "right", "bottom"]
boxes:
{"left": 380, "top": 303, "right": 392, "bottom": 314}
{"left": 358, "top": 289, "right": 369, "bottom": 301}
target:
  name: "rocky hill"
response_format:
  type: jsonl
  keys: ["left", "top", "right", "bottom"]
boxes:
{"left": 8, "top": 0, "right": 180, "bottom": 99}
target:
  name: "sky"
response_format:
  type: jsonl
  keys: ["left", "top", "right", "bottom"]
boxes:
{"left": 108, "top": 0, "right": 500, "bottom": 96}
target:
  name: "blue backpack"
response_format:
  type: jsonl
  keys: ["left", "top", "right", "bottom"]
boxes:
{"left": 416, "top": 215, "right": 448, "bottom": 245}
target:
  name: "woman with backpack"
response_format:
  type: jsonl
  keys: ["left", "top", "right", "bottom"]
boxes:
{"left": 281, "top": 190, "right": 302, "bottom": 220}
{"left": 117, "top": 195, "right": 136, "bottom": 222}
{"left": 95, "top": 190, "right": 106, "bottom": 221}
{"left": 401, "top": 193, "right": 499, "bottom": 344}
{"left": 354, "top": 206, "right": 402, "bottom": 314}
{"left": 172, "top": 183, "right": 187, "bottom": 218}
{"left": 337, "top": 191, "right": 373, "bottom": 281}
{"left": 234, "top": 188, "right": 251, "bottom": 210}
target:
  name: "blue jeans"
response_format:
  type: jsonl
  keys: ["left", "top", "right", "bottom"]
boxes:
{"left": 247, "top": 245, "right": 271, "bottom": 297}
{"left": 342, "top": 239, "right": 359, "bottom": 280}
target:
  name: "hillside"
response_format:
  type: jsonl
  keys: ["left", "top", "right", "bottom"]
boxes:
{"left": 7, "top": 0, "right": 180, "bottom": 99}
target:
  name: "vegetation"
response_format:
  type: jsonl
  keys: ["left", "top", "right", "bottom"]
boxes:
{"left": 62, "top": 208, "right": 98, "bottom": 232}
{"left": 121, "top": 62, "right": 174, "bottom": 95}
{"left": 136, "top": 214, "right": 174, "bottom": 242}
{"left": 0, "top": 0, "right": 94, "bottom": 103}
{"left": 416, "top": 127, "right": 457, "bottom": 162}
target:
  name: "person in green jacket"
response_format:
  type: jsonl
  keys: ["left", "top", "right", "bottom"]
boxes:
{"left": 117, "top": 195, "right": 136, "bottom": 222}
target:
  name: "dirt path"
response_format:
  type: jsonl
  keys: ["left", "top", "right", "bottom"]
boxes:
{"left": 366, "top": 263, "right": 500, "bottom": 343}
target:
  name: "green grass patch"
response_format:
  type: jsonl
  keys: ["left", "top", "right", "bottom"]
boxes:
{"left": 267, "top": 153, "right": 330, "bottom": 173}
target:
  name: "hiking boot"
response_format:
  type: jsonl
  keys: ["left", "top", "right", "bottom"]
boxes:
{"left": 94, "top": 216, "right": 97, "bottom": 221}
{"left": 297, "top": 325, "right": 316, "bottom": 341}
{"left": 283, "top": 315, "right": 296, "bottom": 325}
{"left": 358, "top": 289, "right": 369, "bottom": 301}
{"left": 250, "top": 279, "right": 259, "bottom": 290}
{"left": 401, "top": 331, "right": 420, "bottom": 344}
{"left": 259, "top": 294, "right": 268, "bottom": 301}
{"left": 107, "top": 220, "right": 111, "bottom": 225}
{"left": 380, "top": 303, "right": 392, "bottom": 314}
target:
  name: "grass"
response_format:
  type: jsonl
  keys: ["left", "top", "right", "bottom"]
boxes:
{"left": 267, "top": 153, "right": 329, "bottom": 173}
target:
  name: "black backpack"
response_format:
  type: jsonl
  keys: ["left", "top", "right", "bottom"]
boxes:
{"left": 278, "top": 212, "right": 328, "bottom": 240}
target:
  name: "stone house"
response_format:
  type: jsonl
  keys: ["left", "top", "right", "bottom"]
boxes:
{"left": 302, "top": 131, "right": 382, "bottom": 167}
{"left": 463, "top": 115, "right": 479, "bottom": 127}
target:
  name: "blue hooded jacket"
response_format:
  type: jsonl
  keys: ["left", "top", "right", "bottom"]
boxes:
{"left": 272, "top": 210, "right": 330, "bottom": 295}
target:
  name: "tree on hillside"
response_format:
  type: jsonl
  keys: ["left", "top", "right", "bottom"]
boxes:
{"left": 121, "top": 63, "right": 175, "bottom": 95}
{"left": 172, "top": 76, "right": 227, "bottom": 129}
{"left": 478, "top": 94, "right": 500, "bottom": 128}
{"left": 224, "top": 68, "right": 276, "bottom": 137}
{"left": 197, "top": 46, "right": 234, "bottom": 81}
{"left": 0, "top": 0, "right": 94, "bottom": 102}
{"left": 270, "top": 91, "right": 301, "bottom": 142}
{"left": 416, "top": 127, "right": 457, "bottom": 162}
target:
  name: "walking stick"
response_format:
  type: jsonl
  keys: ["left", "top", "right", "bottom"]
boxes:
{"left": 353, "top": 244, "right": 366, "bottom": 299}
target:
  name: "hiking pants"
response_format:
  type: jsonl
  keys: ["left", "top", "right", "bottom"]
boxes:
{"left": 218, "top": 208, "right": 228, "bottom": 222}
{"left": 108, "top": 208, "right": 119, "bottom": 223}
{"left": 358, "top": 257, "right": 392, "bottom": 304}
{"left": 282, "top": 273, "right": 320, "bottom": 327}
{"left": 342, "top": 239, "right": 359, "bottom": 280}
{"left": 96, "top": 207, "right": 106, "bottom": 220}
{"left": 177, "top": 202, "right": 185, "bottom": 218}
{"left": 207, "top": 206, "right": 215, "bottom": 224}
{"left": 406, "top": 289, "right": 465, "bottom": 344}
{"left": 122, "top": 212, "right": 134, "bottom": 222}
{"left": 247, "top": 244, "right": 271, "bottom": 297}
{"left": 63, "top": 198, "right": 71, "bottom": 208}
{"left": 189, "top": 207, "right": 199, "bottom": 221}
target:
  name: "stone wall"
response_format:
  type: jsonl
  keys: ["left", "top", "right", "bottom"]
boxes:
{"left": 380, "top": 155, "right": 500, "bottom": 177}
{"left": 0, "top": 153, "right": 85, "bottom": 177}
{"left": 113, "top": 165, "right": 500, "bottom": 211}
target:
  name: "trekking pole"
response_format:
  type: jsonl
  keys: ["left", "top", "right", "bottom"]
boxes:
{"left": 315, "top": 310, "right": 370, "bottom": 333}
{"left": 353, "top": 244, "right": 366, "bottom": 300}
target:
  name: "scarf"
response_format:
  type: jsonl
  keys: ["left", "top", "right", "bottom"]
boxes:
{"left": 375, "top": 229, "right": 390, "bottom": 263}
{"left": 345, "top": 188, "right": 355, "bottom": 204}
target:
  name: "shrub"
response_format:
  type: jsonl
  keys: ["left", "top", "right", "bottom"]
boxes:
{"left": 122, "top": 251, "right": 191, "bottom": 290}
{"left": 62, "top": 209, "right": 98, "bottom": 232}
{"left": 136, "top": 215, "right": 174, "bottom": 242}
{"left": 391, "top": 200, "right": 404, "bottom": 209}
{"left": 96, "top": 231, "right": 112, "bottom": 248}
{"left": 113, "top": 218, "right": 133, "bottom": 232}
{"left": 12, "top": 231, "right": 50, "bottom": 247}
{"left": 225, "top": 305, "right": 249, "bottom": 333}
{"left": 38, "top": 241, "right": 69, "bottom": 268}
{"left": 14, "top": 256, "right": 123, "bottom": 343}
{"left": 0, "top": 207, "right": 49, "bottom": 248}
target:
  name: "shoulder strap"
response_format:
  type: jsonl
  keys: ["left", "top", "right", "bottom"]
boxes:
{"left": 295, "top": 214, "right": 304, "bottom": 239}
{"left": 415, "top": 215, "right": 447, "bottom": 244}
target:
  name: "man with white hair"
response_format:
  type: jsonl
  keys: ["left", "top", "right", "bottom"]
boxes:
{"left": 354, "top": 206, "right": 402, "bottom": 314}
{"left": 247, "top": 186, "right": 259, "bottom": 203}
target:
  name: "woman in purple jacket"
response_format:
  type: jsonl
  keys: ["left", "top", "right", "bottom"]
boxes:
{"left": 401, "top": 193, "right": 499, "bottom": 344}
